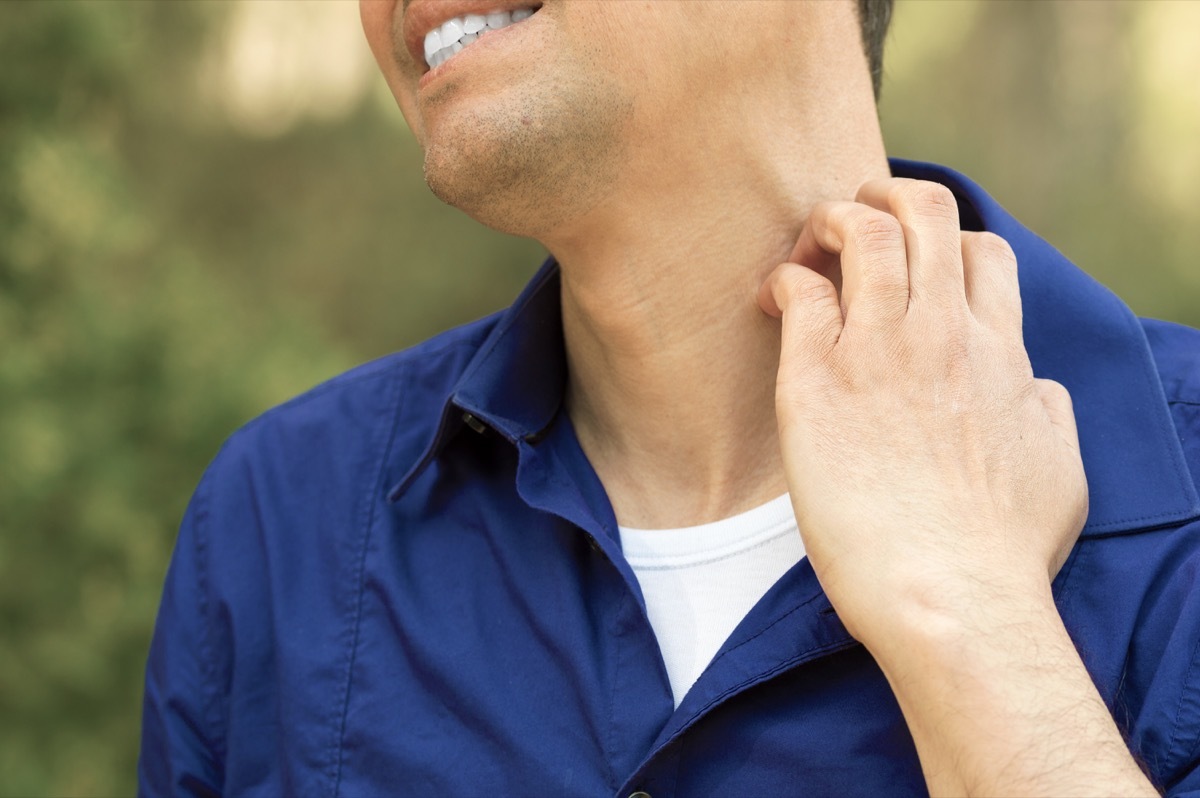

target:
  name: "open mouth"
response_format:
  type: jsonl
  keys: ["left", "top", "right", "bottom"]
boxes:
{"left": 423, "top": 5, "right": 542, "bottom": 71}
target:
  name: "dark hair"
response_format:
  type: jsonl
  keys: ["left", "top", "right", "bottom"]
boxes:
{"left": 857, "top": 0, "right": 894, "bottom": 100}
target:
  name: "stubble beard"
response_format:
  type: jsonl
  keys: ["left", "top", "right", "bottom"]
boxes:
{"left": 420, "top": 64, "right": 634, "bottom": 240}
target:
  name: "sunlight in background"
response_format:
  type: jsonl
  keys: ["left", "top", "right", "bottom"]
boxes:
{"left": 883, "top": 0, "right": 981, "bottom": 77}
{"left": 1132, "top": 0, "right": 1200, "bottom": 214}
{"left": 881, "top": 0, "right": 1200, "bottom": 310}
{"left": 209, "top": 0, "right": 374, "bottom": 137}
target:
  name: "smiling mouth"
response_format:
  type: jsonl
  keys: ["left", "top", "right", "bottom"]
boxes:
{"left": 423, "top": 6, "right": 542, "bottom": 70}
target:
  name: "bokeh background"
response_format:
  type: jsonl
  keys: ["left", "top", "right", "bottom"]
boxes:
{"left": 2, "top": 0, "right": 1198, "bottom": 794}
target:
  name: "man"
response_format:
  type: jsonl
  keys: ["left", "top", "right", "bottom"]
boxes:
{"left": 140, "top": 1, "right": 1200, "bottom": 795}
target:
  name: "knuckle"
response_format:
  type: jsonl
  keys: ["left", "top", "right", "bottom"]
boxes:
{"left": 780, "top": 272, "right": 836, "bottom": 306}
{"left": 1003, "top": 343, "right": 1034, "bottom": 377}
{"left": 931, "top": 313, "right": 972, "bottom": 362}
{"left": 847, "top": 211, "right": 903, "bottom": 254}
{"left": 907, "top": 309, "right": 975, "bottom": 375}
{"left": 895, "top": 180, "right": 959, "bottom": 221}
{"left": 1037, "top": 378, "right": 1073, "bottom": 406}
{"left": 943, "top": 325, "right": 972, "bottom": 367}
{"left": 968, "top": 231, "right": 1017, "bottom": 264}
{"left": 871, "top": 270, "right": 910, "bottom": 304}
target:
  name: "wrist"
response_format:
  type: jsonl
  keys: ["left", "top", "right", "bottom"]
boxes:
{"left": 850, "top": 568, "right": 1059, "bottom": 664}
{"left": 854, "top": 574, "right": 1156, "bottom": 798}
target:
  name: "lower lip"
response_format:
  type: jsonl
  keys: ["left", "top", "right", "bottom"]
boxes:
{"left": 418, "top": 13, "right": 540, "bottom": 90}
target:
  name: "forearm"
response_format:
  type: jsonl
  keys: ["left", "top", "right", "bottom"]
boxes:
{"left": 867, "top": 579, "right": 1157, "bottom": 797}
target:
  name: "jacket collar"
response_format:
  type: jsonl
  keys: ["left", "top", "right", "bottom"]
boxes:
{"left": 390, "top": 159, "right": 1200, "bottom": 535}
{"left": 387, "top": 261, "right": 565, "bottom": 501}
{"left": 896, "top": 159, "right": 1199, "bottom": 535}
{"left": 438, "top": 261, "right": 567, "bottom": 445}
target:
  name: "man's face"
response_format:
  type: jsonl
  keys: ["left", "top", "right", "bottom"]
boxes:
{"left": 360, "top": 0, "right": 850, "bottom": 235}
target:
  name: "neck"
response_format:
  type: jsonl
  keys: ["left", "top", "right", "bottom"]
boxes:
{"left": 557, "top": 215, "right": 794, "bottom": 529}
{"left": 511, "top": 9, "right": 892, "bottom": 528}
{"left": 546, "top": 115, "right": 889, "bottom": 528}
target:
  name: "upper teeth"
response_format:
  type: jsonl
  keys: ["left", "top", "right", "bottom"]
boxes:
{"left": 424, "top": 8, "right": 537, "bottom": 70}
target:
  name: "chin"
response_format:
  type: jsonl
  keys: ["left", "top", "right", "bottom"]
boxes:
{"left": 418, "top": 77, "right": 634, "bottom": 239}
{"left": 421, "top": 119, "right": 552, "bottom": 237}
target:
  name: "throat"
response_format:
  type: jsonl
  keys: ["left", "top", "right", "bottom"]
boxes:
{"left": 561, "top": 266, "right": 789, "bottom": 530}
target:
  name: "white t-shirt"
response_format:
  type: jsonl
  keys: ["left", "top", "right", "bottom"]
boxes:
{"left": 618, "top": 494, "right": 806, "bottom": 708}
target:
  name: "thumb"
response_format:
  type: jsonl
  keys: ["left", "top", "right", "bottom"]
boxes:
{"left": 758, "top": 263, "right": 844, "bottom": 361}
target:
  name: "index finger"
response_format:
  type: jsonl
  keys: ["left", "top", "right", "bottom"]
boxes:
{"left": 791, "top": 200, "right": 910, "bottom": 327}
{"left": 855, "top": 178, "right": 966, "bottom": 310}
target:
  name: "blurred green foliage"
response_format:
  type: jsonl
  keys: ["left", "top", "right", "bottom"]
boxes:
{"left": 880, "top": 0, "right": 1200, "bottom": 327}
{"left": 1, "top": 1, "right": 1196, "bottom": 796}
{"left": 0, "top": 3, "right": 536, "bottom": 795}
{"left": 1, "top": 4, "right": 339, "bottom": 795}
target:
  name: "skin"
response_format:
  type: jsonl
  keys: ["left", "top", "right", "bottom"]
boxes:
{"left": 361, "top": 0, "right": 1159, "bottom": 794}
{"left": 760, "top": 182, "right": 1153, "bottom": 795}
{"left": 363, "top": 0, "right": 888, "bottom": 525}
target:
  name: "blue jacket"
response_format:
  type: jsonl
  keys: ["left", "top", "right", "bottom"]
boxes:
{"left": 140, "top": 161, "right": 1200, "bottom": 796}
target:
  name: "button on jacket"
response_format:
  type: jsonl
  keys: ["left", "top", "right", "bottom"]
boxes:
{"left": 140, "top": 161, "right": 1200, "bottom": 797}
